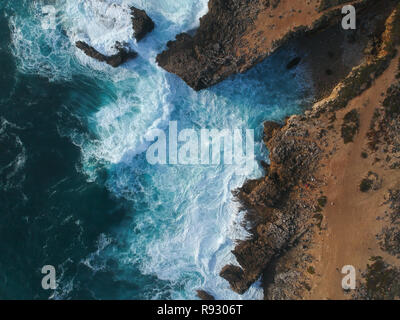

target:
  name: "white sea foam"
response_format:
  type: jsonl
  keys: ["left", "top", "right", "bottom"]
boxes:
{"left": 10, "top": 0, "right": 311, "bottom": 300}
{"left": 9, "top": 2, "right": 75, "bottom": 81}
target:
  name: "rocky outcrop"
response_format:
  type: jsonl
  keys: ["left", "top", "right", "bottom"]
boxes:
{"left": 220, "top": 117, "right": 322, "bottom": 294}
{"left": 75, "top": 7, "right": 154, "bottom": 65}
{"left": 131, "top": 7, "right": 155, "bottom": 41}
{"left": 196, "top": 290, "right": 215, "bottom": 300}
{"left": 156, "top": 0, "right": 375, "bottom": 90}
{"left": 75, "top": 41, "right": 137, "bottom": 67}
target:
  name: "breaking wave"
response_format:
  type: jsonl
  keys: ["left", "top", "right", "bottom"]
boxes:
{"left": 8, "top": 0, "right": 312, "bottom": 299}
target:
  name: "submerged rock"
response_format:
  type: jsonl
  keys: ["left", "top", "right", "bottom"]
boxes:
{"left": 196, "top": 290, "right": 215, "bottom": 300}
{"left": 131, "top": 7, "right": 155, "bottom": 41}
{"left": 75, "top": 41, "right": 137, "bottom": 67}
{"left": 219, "top": 265, "right": 249, "bottom": 294}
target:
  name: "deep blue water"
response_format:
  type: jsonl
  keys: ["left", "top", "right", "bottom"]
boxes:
{"left": 0, "top": 0, "right": 312, "bottom": 299}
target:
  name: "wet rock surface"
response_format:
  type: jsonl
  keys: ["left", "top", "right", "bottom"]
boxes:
{"left": 220, "top": 116, "right": 322, "bottom": 294}
{"left": 131, "top": 6, "right": 155, "bottom": 41}
{"left": 75, "top": 41, "right": 137, "bottom": 67}
{"left": 196, "top": 290, "right": 215, "bottom": 300}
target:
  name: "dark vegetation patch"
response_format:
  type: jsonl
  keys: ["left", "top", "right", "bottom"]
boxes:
{"left": 317, "top": 196, "right": 328, "bottom": 207}
{"left": 313, "top": 213, "right": 324, "bottom": 229}
{"left": 314, "top": 205, "right": 323, "bottom": 213}
{"left": 355, "top": 256, "right": 400, "bottom": 300}
{"left": 307, "top": 266, "right": 316, "bottom": 275}
{"left": 383, "top": 83, "right": 400, "bottom": 117}
{"left": 329, "top": 112, "right": 337, "bottom": 124}
{"left": 378, "top": 189, "right": 400, "bottom": 257}
{"left": 360, "top": 172, "right": 381, "bottom": 192}
{"left": 341, "top": 109, "right": 360, "bottom": 143}
{"left": 367, "top": 76, "right": 400, "bottom": 153}
{"left": 360, "top": 178, "right": 373, "bottom": 192}
{"left": 361, "top": 151, "right": 368, "bottom": 158}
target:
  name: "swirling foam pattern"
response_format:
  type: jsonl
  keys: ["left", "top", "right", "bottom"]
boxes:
{"left": 6, "top": 0, "right": 313, "bottom": 299}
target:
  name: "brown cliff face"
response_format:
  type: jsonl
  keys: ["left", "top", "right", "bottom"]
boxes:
{"left": 156, "top": 0, "right": 367, "bottom": 91}
{"left": 220, "top": 2, "right": 400, "bottom": 298}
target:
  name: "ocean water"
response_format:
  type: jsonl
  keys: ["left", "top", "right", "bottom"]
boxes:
{"left": 0, "top": 0, "right": 312, "bottom": 299}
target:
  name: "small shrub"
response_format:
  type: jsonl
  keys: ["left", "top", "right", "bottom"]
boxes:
{"left": 383, "top": 83, "right": 400, "bottom": 117}
{"left": 362, "top": 256, "right": 400, "bottom": 299}
{"left": 361, "top": 151, "right": 368, "bottom": 159}
{"left": 313, "top": 213, "right": 324, "bottom": 229}
{"left": 317, "top": 196, "right": 328, "bottom": 207}
{"left": 360, "top": 178, "right": 373, "bottom": 192}
{"left": 307, "top": 266, "right": 316, "bottom": 275}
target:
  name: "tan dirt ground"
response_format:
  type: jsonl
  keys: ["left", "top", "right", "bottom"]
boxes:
{"left": 303, "top": 50, "right": 400, "bottom": 300}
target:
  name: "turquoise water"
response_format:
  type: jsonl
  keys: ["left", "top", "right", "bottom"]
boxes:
{"left": 0, "top": 0, "right": 312, "bottom": 299}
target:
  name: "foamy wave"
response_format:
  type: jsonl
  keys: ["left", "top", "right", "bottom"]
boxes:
{"left": 9, "top": 2, "right": 76, "bottom": 81}
{"left": 9, "top": 0, "right": 312, "bottom": 300}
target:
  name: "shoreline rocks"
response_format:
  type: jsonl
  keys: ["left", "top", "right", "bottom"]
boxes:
{"left": 196, "top": 290, "right": 215, "bottom": 300}
{"left": 75, "top": 41, "right": 137, "bottom": 68}
{"left": 131, "top": 6, "right": 155, "bottom": 41}
{"left": 75, "top": 7, "right": 154, "bottom": 66}
{"left": 217, "top": 0, "right": 400, "bottom": 298}
{"left": 220, "top": 117, "right": 322, "bottom": 294}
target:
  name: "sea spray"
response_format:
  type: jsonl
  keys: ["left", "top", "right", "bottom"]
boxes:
{"left": 7, "top": 0, "right": 313, "bottom": 299}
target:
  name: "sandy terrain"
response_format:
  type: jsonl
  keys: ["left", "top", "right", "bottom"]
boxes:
{"left": 304, "top": 50, "right": 400, "bottom": 299}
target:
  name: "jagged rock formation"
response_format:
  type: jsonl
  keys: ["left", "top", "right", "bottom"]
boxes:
{"left": 156, "top": 0, "right": 373, "bottom": 90}
{"left": 75, "top": 7, "right": 154, "bottom": 66}
{"left": 75, "top": 41, "right": 137, "bottom": 67}
{"left": 220, "top": 117, "right": 322, "bottom": 294}
{"left": 131, "top": 7, "right": 155, "bottom": 41}
{"left": 196, "top": 290, "right": 215, "bottom": 300}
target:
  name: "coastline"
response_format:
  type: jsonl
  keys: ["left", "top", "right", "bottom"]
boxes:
{"left": 2, "top": 0, "right": 400, "bottom": 301}
{"left": 148, "top": 0, "right": 400, "bottom": 300}
{"left": 220, "top": 3, "right": 400, "bottom": 299}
